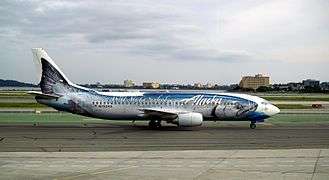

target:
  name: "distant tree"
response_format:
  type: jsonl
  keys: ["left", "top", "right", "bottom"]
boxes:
{"left": 256, "top": 86, "right": 273, "bottom": 92}
{"left": 229, "top": 86, "right": 255, "bottom": 92}
{"left": 301, "top": 86, "right": 322, "bottom": 93}
{"left": 0, "top": 79, "right": 37, "bottom": 87}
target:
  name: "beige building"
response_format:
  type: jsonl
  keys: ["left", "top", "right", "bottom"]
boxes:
{"left": 123, "top": 80, "right": 135, "bottom": 88}
{"left": 205, "top": 83, "right": 214, "bottom": 89}
{"left": 143, "top": 82, "right": 160, "bottom": 89}
{"left": 239, "top": 74, "right": 270, "bottom": 90}
{"left": 194, "top": 83, "right": 203, "bottom": 89}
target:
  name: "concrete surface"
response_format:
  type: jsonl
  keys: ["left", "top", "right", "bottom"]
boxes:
{"left": 1, "top": 123, "right": 329, "bottom": 152}
{"left": 0, "top": 149, "right": 328, "bottom": 180}
{"left": 0, "top": 108, "right": 57, "bottom": 113}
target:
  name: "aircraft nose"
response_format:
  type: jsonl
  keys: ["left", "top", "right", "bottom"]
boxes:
{"left": 267, "top": 104, "right": 280, "bottom": 116}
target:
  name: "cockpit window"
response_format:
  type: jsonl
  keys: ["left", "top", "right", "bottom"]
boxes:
{"left": 261, "top": 101, "right": 273, "bottom": 105}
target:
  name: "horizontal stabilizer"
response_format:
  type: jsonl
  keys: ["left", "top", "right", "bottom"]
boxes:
{"left": 27, "top": 91, "right": 61, "bottom": 99}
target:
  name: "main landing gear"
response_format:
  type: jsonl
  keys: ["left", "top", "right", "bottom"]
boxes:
{"left": 250, "top": 121, "right": 256, "bottom": 129}
{"left": 149, "top": 120, "right": 162, "bottom": 129}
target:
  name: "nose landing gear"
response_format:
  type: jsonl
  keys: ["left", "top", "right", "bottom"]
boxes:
{"left": 149, "top": 120, "right": 162, "bottom": 129}
{"left": 250, "top": 122, "right": 256, "bottom": 129}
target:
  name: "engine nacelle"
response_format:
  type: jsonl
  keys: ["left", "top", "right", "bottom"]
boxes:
{"left": 174, "top": 112, "right": 203, "bottom": 127}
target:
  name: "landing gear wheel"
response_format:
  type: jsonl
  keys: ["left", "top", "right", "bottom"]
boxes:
{"left": 250, "top": 123, "right": 256, "bottom": 129}
{"left": 149, "top": 120, "right": 162, "bottom": 129}
{"left": 148, "top": 121, "right": 156, "bottom": 128}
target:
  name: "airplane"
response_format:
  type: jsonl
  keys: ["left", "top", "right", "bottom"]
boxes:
{"left": 28, "top": 48, "right": 280, "bottom": 129}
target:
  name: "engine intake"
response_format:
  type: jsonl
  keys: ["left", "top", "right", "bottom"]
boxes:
{"left": 174, "top": 112, "right": 203, "bottom": 127}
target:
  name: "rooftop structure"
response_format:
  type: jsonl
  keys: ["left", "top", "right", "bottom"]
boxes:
{"left": 123, "top": 80, "right": 135, "bottom": 88}
{"left": 143, "top": 82, "right": 160, "bottom": 89}
{"left": 302, "top": 79, "right": 320, "bottom": 88}
{"left": 239, "top": 74, "right": 270, "bottom": 90}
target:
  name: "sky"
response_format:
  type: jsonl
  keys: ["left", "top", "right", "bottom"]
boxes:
{"left": 0, "top": 0, "right": 328, "bottom": 85}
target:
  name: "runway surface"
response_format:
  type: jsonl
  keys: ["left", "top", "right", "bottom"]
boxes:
{"left": 1, "top": 122, "right": 329, "bottom": 152}
{"left": 0, "top": 149, "right": 328, "bottom": 179}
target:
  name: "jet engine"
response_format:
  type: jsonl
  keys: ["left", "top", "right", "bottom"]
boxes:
{"left": 173, "top": 112, "right": 203, "bottom": 127}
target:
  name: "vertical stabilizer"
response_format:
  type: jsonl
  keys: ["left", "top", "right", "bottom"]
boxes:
{"left": 31, "top": 48, "right": 87, "bottom": 94}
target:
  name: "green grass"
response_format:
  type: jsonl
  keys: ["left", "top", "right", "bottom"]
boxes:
{"left": 261, "top": 96, "right": 329, "bottom": 101}
{"left": 0, "top": 102, "right": 46, "bottom": 108}
{"left": 275, "top": 104, "right": 313, "bottom": 109}
{"left": 0, "top": 92, "right": 33, "bottom": 100}
{"left": 268, "top": 113, "right": 329, "bottom": 123}
{"left": 0, "top": 93, "right": 30, "bottom": 97}
{"left": 0, "top": 96, "right": 34, "bottom": 99}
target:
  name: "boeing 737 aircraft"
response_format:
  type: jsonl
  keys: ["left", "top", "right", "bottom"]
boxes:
{"left": 29, "top": 48, "right": 280, "bottom": 129}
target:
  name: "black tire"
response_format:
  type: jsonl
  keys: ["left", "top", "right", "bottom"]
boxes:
{"left": 149, "top": 121, "right": 156, "bottom": 128}
{"left": 149, "top": 120, "right": 161, "bottom": 129}
{"left": 250, "top": 123, "right": 256, "bottom": 129}
{"left": 155, "top": 120, "right": 162, "bottom": 128}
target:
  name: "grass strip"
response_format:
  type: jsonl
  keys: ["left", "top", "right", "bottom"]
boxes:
{"left": 0, "top": 102, "right": 46, "bottom": 108}
{"left": 261, "top": 96, "right": 329, "bottom": 101}
{"left": 0, "top": 93, "right": 30, "bottom": 97}
{"left": 275, "top": 104, "right": 314, "bottom": 109}
{"left": 267, "top": 113, "right": 329, "bottom": 123}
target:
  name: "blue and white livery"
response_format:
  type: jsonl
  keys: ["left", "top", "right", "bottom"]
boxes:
{"left": 29, "top": 48, "right": 280, "bottom": 129}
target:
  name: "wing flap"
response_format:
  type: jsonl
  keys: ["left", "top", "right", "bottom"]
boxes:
{"left": 139, "top": 108, "right": 189, "bottom": 120}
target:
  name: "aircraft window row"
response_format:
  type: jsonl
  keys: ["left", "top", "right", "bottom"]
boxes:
{"left": 261, "top": 101, "right": 272, "bottom": 105}
{"left": 92, "top": 100, "right": 190, "bottom": 106}
{"left": 92, "top": 101, "right": 112, "bottom": 108}
{"left": 91, "top": 99, "right": 240, "bottom": 107}
{"left": 92, "top": 101, "right": 111, "bottom": 105}
{"left": 91, "top": 100, "right": 239, "bottom": 107}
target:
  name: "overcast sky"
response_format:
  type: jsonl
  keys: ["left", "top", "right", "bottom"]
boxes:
{"left": 0, "top": 0, "right": 328, "bottom": 85}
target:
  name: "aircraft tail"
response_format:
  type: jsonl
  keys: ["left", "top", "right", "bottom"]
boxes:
{"left": 32, "top": 48, "right": 87, "bottom": 95}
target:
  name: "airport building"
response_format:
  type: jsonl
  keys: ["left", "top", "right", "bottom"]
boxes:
{"left": 143, "top": 82, "right": 160, "bottom": 89}
{"left": 302, "top": 79, "right": 320, "bottom": 88}
{"left": 205, "top": 83, "right": 214, "bottom": 89}
{"left": 123, "top": 80, "right": 135, "bottom": 88}
{"left": 287, "top": 82, "right": 304, "bottom": 91}
{"left": 320, "top": 82, "right": 329, "bottom": 91}
{"left": 239, "top": 74, "right": 270, "bottom": 90}
{"left": 194, "top": 83, "right": 203, "bottom": 89}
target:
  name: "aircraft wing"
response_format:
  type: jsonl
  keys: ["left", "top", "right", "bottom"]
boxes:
{"left": 27, "top": 91, "right": 61, "bottom": 99}
{"left": 139, "top": 108, "right": 189, "bottom": 119}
